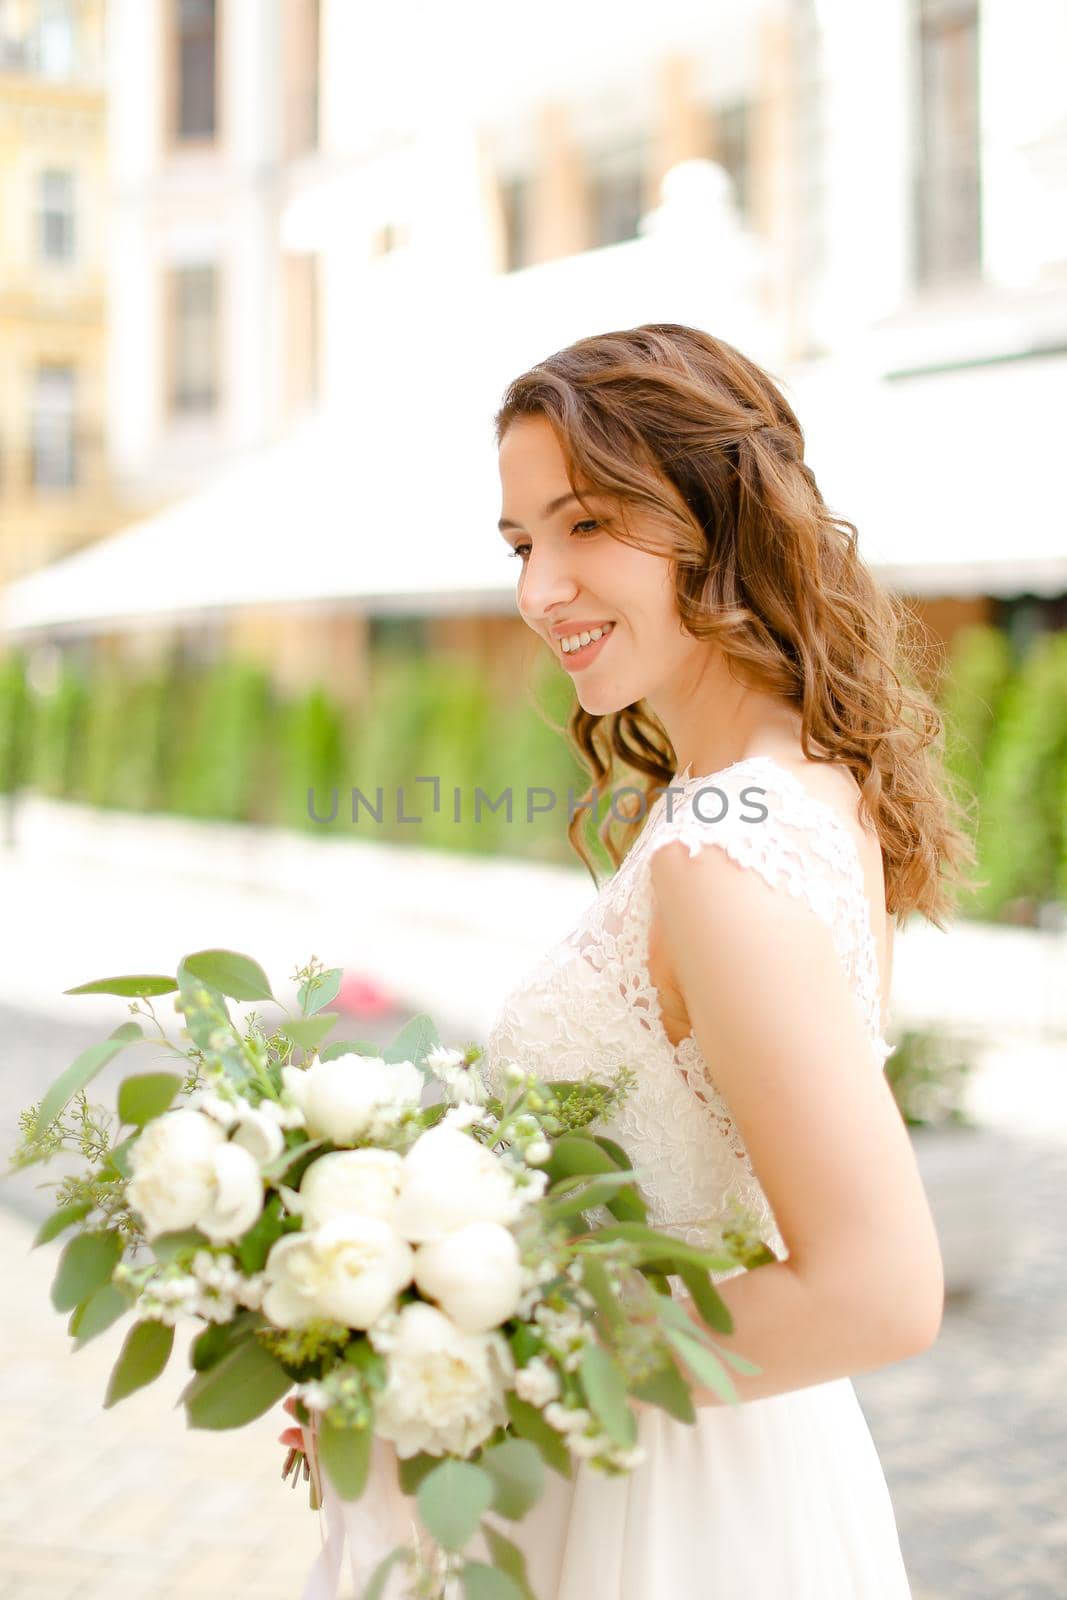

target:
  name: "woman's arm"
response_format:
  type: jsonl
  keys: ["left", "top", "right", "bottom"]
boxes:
{"left": 647, "top": 838, "right": 944, "bottom": 1408}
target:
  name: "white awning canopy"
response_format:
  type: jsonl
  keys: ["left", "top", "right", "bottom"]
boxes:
{"left": 2, "top": 339, "right": 1065, "bottom": 640}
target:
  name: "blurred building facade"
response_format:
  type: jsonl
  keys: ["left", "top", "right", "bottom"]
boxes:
{"left": 0, "top": 0, "right": 131, "bottom": 589}
{"left": 3, "top": 0, "right": 1067, "bottom": 698}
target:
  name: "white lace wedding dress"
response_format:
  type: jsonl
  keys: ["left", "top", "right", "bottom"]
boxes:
{"left": 473, "top": 754, "right": 914, "bottom": 1600}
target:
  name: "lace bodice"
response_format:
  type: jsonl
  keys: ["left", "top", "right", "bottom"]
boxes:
{"left": 483, "top": 755, "right": 895, "bottom": 1286}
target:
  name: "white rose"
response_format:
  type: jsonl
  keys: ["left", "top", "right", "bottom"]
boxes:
{"left": 297, "top": 1149, "right": 404, "bottom": 1229}
{"left": 281, "top": 1055, "right": 423, "bottom": 1145}
{"left": 261, "top": 1216, "right": 414, "bottom": 1329}
{"left": 196, "top": 1140, "right": 265, "bottom": 1244}
{"left": 413, "top": 1219, "right": 522, "bottom": 1333}
{"left": 373, "top": 1300, "right": 514, "bottom": 1459}
{"left": 392, "top": 1125, "right": 528, "bottom": 1244}
{"left": 128, "top": 1110, "right": 223, "bottom": 1236}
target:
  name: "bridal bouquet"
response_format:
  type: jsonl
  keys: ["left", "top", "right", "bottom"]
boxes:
{"left": 9, "top": 948, "right": 772, "bottom": 1600}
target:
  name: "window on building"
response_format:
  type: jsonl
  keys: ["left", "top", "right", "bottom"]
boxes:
{"left": 173, "top": 0, "right": 217, "bottom": 142}
{"left": 588, "top": 140, "right": 649, "bottom": 249}
{"left": 31, "top": 365, "right": 77, "bottom": 489}
{"left": 31, "top": 0, "right": 75, "bottom": 79}
{"left": 500, "top": 173, "right": 534, "bottom": 272}
{"left": 37, "top": 169, "right": 76, "bottom": 262}
{"left": 913, "top": 0, "right": 982, "bottom": 287}
{"left": 166, "top": 263, "right": 220, "bottom": 415}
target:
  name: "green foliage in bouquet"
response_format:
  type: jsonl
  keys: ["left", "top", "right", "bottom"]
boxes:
{"left": 6, "top": 951, "right": 774, "bottom": 1600}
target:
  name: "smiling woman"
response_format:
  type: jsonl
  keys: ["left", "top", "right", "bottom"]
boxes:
{"left": 468, "top": 322, "right": 977, "bottom": 1598}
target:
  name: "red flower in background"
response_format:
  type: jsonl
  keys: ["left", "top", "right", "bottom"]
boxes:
{"left": 336, "top": 971, "right": 396, "bottom": 1018}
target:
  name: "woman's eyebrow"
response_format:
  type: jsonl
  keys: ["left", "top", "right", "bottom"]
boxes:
{"left": 498, "top": 491, "right": 583, "bottom": 534}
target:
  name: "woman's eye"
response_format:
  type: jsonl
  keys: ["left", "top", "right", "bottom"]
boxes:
{"left": 506, "top": 521, "right": 599, "bottom": 562}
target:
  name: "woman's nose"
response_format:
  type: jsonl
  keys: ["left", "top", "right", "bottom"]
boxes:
{"left": 518, "top": 545, "right": 578, "bottom": 622}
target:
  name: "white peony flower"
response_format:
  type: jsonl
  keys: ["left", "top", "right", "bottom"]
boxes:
{"left": 297, "top": 1148, "right": 404, "bottom": 1229}
{"left": 412, "top": 1219, "right": 522, "bottom": 1333}
{"left": 372, "top": 1300, "right": 514, "bottom": 1458}
{"left": 392, "top": 1125, "right": 529, "bottom": 1244}
{"left": 281, "top": 1054, "right": 423, "bottom": 1146}
{"left": 195, "top": 1140, "right": 266, "bottom": 1244}
{"left": 514, "top": 1355, "right": 561, "bottom": 1408}
{"left": 187, "top": 1088, "right": 244, "bottom": 1128}
{"left": 128, "top": 1110, "right": 224, "bottom": 1235}
{"left": 230, "top": 1104, "right": 286, "bottom": 1167}
{"left": 440, "top": 1102, "right": 491, "bottom": 1133}
{"left": 261, "top": 1215, "right": 414, "bottom": 1330}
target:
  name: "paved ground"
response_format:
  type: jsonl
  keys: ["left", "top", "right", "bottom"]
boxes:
{"left": 2, "top": 1001, "right": 1065, "bottom": 1599}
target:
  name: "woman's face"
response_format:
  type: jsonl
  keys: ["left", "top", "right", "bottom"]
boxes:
{"left": 497, "top": 415, "right": 699, "bottom": 717}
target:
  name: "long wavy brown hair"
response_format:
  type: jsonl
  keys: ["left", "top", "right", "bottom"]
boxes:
{"left": 493, "top": 322, "right": 976, "bottom": 930}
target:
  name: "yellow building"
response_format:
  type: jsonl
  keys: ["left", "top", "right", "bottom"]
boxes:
{"left": 0, "top": 0, "right": 129, "bottom": 591}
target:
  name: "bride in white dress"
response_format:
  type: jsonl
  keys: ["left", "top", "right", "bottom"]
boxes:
{"left": 467, "top": 322, "right": 973, "bottom": 1599}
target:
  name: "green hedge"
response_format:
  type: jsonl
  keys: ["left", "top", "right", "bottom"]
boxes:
{"left": 3, "top": 622, "right": 1064, "bottom": 908}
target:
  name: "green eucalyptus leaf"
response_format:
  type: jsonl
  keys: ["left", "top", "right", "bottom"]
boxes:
{"left": 588, "top": 1221, "right": 737, "bottom": 1271}
{"left": 629, "top": 1349, "right": 695, "bottom": 1423}
{"left": 104, "top": 1319, "right": 174, "bottom": 1407}
{"left": 319, "top": 1040, "right": 383, "bottom": 1062}
{"left": 576, "top": 1254, "right": 625, "bottom": 1332}
{"left": 319, "top": 1418, "right": 373, "bottom": 1501}
{"left": 478, "top": 1438, "right": 544, "bottom": 1521}
{"left": 298, "top": 967, "right": 343, "bottom": 1016}
{"left": 383, "top": 1014, "right": 438, "bottom": 1069}
{"left": 278, "top": 1014, "right": 340, "bottom": 1052}
{"left": 461, "top": 1562, "right": 526, "bottom": 1600}
{"left": 64, "top": 974, "right": 177, "bottom": 997}
{"left": 591, "top": 1134, "right": 632, "bottom": 1169}
{"left": 416, "top": 1459, "right": 494, "bottom": 1551}
{"left": 150, "top": 1228, "right": 208, "bottom": 1263}
{"left": 182, "top": 1338, "right": 291, "bottom": 1428}
{"left": 504, "top": 1393, "right": 571, "bottom": 1478}
{"left": 33, "top": 1200, "right": 91, "bottom": 1247}
{"left": 544, "top": 1134, "right": 619, "bottom": 1184}
{"left": 663, "top": 1326, "right": 740, "bottom": 1406}
{"left": 711, "top": 1343, "right": 762, "bottom": 1376}
{"left": 190, "top": 1310, "right": 260, "bottom": 1372}
{"left": 117, "top": 1072, "right": 182, "bottom": 1128}
{"left": 51, "top": 1230, "right": 123, "bottom": 1312}
{"left": 181, "top": 948, "right": 275, "bottom": 1003}
{"left": 70, "top": 1282, "right": 129, "bottom": 1347}
{"left": 578, "top": 1342, "right": 636, "bottom": 1448}
{"left": 106, "top": 1133, "right": 139, "bottom": 1180}
{"left": 34, "top": 1022, "right": 144, "bottom": 1136}
{"left": 480, "top": 1523, "right": 536, "bottom": 1600}
{"left": 397, "top": 1449, "right": 440, "bottom": 1495}
{"left": 676, "top": 1261, "right": 733, "bottom": 1335}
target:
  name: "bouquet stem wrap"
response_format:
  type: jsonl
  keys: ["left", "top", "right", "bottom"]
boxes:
{"left": 299, "top": 1415, "right": 432, "bottom": 1600}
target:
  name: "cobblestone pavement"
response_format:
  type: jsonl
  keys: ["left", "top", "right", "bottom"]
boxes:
{"left": 2, "top": 1004, "right": 1064, "bottom": 1599}
{"left": 854, "top": 1134, "right": 1067, "bottom": 1600}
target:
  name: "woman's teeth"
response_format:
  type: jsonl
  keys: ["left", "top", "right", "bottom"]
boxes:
{"left": 560, "top": 621, "right": 614, "bottom": 654}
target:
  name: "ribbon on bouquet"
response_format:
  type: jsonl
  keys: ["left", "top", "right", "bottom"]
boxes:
{"left": 298, "top": 1417, "right": 434, "bottom": 1600}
